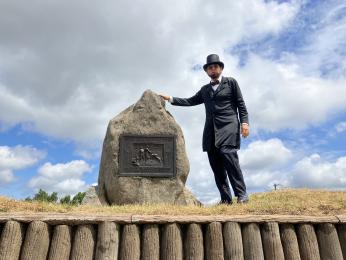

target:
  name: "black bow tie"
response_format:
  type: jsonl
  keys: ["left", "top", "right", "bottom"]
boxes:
{"left": 210, "top": 80, "right": 220, "bottom": 86}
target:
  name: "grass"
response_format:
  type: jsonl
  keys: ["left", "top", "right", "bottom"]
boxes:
{"left": 0, "top": 188, "right": 345, "bottom": 216}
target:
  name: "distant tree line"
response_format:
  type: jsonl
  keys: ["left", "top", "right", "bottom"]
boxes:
{"left": 25, "top": 189, "right": 86, "bottom": 205}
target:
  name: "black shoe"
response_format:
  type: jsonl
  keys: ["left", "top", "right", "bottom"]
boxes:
{"left": 217, "top": 200, "right": 233, "bottom": 205}
{"left": 237, "top": 197, "right": 249, "bottom": 204}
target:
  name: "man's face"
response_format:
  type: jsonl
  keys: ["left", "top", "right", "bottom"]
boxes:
{"left": 206, "top": 64, "right": 223, "bottom": 80}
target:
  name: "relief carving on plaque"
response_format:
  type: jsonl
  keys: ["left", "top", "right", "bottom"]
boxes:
{"left": 119, "top": 134, "right": 175, "bottom": 177}
{"left": 131, "top": 146, "right": 162, "bottom": 167}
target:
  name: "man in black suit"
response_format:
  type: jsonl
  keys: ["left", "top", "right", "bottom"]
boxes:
{"left": 160, "top": 54, "right": 249, "bottom": 204}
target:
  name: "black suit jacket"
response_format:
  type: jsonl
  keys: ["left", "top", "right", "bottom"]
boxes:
{"left": 172, "top": 76, "right": 249, "bottom": 151}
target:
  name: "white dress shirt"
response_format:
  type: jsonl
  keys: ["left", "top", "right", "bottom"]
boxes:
{"left": 211, "top": 75, "right": 222, "bottom": 91}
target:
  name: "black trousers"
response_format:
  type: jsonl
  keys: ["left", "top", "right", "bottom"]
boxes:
{"left": 207, "top": 144, "right": 247, "bottom": 203}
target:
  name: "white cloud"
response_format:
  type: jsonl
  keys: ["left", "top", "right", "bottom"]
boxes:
{"left": 221, "top": 1, "right": 346, "bottom": 132}
{"left": 37, "top": 161, "right": 91, "bottom": 179}
{"left": 187, "top": 138, "right": 346, "bottom": 203}
{"left": 239, "top": 142, "right": 346, "bottom": 191}
{"left": 0, "top": 145, "right": 45, "bottom": 184}
{"left": 234, "top": 54, "right": 346, "bottom": 131}
{"left": 238, "top": 139, "right": 346, "bottom": 191}
{"left": 169, "top": 1, "right": 346, "bottom": 146}
{"left": 244, "top": 170, "right": 289, "bottom": 191}
{"left": 186, "top": 138, "right": 293, "bottom": 202}
{"left": 239, "top": 138, "right": 292, "bottom": 170}
{"left": 0, "top": 170, "right": 15, "bottom": 184}
{"left": 28, "top": 160, "right": 92, "bottom": 194}
{"left": 0, "top": 145, "right": 45, "bottom": 170}
{"left": 290, "top": 154, "right": 346, "bottom": 189}
{"left": 335, "top": 122, "right": 346, "bottom": 133}
{"left": 1, "top": 0, "right": 346, "bottom": 201}
{"left": 0, "top": 0, "right": 300, "bottom": 145}
{"left": 238, "top": 138, "right": 293, "bottom": 191}
{"left": 298, "top": 1, "right": 346, "bottom": 78}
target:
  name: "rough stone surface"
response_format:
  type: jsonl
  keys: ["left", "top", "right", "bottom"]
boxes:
{"left": 81, "top": 186, "right": 102, "bottom": 206}
{"left": 97, "top": 89, "right": 200, "bottom": 205}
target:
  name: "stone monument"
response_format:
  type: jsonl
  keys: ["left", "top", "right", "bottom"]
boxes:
{"left": 85, "top": 89, "right": 200, "bottom": 205}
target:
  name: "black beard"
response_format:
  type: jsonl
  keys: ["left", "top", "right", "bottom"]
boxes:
{"left": 210, "top": 73, "right": 220, "bottom": 80}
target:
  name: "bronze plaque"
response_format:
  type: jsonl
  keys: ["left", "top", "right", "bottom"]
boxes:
{"left": 119, "top": 134, "right": 176, "bottom": 177}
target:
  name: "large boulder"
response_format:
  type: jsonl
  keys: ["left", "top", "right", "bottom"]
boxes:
{"left": 97, "top": 89, "right": 200, "bottom": 205}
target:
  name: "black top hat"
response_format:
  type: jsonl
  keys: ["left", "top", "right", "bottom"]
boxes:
{"left": 203, "top": 54, "right": 224, "bottom": 71}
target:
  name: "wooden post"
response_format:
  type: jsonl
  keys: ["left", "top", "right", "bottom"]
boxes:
{"left": 0, "top": 221, "right": 25, "bottom": 260}
{"left": 141, "top": 224, "right": 160, "bottom": 260}
{"left": 223, "top": 222, "right": 243, "bottom": 260}
{"left": 316, "top": 223, "right": 343, "bottom": 260}
{"left": 279, "top": 223, "right": 301, "bottom": 260}
{"left": 205, "top": 222, "right": 224, "bottom": 260}
{"left": 242, "top": 223, "right": 264, "bottom": 260}
{"left": 184, "top": 223, "right": 204, "bottom": 260}
{"left": 20, "top": 221, "right": 50, "bottom": 260}
{"left": 296, "top": 224, "right": 320, "bottom": 260}
{"left": 120, "top": 224, "right": 140, "bottom": 260}
{"left": 70, "top": 224, "right": 96, "bottom": 260}
{"left": 48, "top": 225, "right": 72, "bottom": 260}
{"left": 337, "top": 224, "right": 346, "bottom": 260}
{"left": 261, "top": 222, "right": 284, "bottom": 260}
{"left": 95, "top": 222, "right": 120, "bottom": 260}
{"left": 161, "top": 223, "right": 183, "bottom": 260}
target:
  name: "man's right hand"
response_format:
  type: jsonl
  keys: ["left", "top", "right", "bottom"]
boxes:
{"left": 159, "top": 94, "right": 171, "bottom": 101}
{"left": 241, "top": 123, "right": 250, "bottom": 138}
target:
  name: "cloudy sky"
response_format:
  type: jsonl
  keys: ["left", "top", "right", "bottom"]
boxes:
{"left": 0, "top": 0, "right": 345, "bottom": 203}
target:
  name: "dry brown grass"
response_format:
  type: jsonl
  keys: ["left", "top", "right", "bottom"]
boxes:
{"left": 1, "top": 188, "right": 345, "bottom": 216}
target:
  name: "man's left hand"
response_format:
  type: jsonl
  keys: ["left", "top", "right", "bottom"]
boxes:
{"left": 241, "top": 124, "right": 249, "bottom": 138}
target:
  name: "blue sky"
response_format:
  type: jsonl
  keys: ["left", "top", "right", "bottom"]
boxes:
{"left": 0, "top": 0, "right": 345, "bottom": 203}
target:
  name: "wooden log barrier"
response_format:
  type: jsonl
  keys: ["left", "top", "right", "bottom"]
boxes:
{"left": 141, "top": 224, "right": 160, "bottom": 260}
{"left": 95, "top": 222, "right": 120, "bottom": 260}
{"left": 337, "top": 224, "right": 346, "bottom": 260}
{"left": 0, "top": 221, "right": 25, "bottom": 260}
{"left": 184, "top": 223, "right": 204, "bottom": 260}
{"left": 0, "top": 214, "right": 345, "bottom": 260}
{"left": 20, "top": 221, "right": 50, "bottom": 260}
{"left": 120, "top": 224, "right": 140, "bottom": 260}
{"left": 260, "top": 222, "right": 285, "bottom": 260}
{"left": 161, "top": 223, "right": 183, "bottom": 260}
{"left": 242, "top": 223, "right": 264, "bottom": 260}
{"left": 316, "top": 223, "right": 343, "bottom": 260}
{"left": 48, "top": 225, "right": 72, "bottom": 260}
{"left": 296, "top": 224, "right": 320, "bottom": 260}
{"left": 205, "top": 222, "right": 224, "bottom": 260}
{"left": 279, "top": 223, "right": 301, "bottom": 260}
{"left": 0, "top": 213, "right": 343, "bottom": 224}
{"left": 70, "top": 224, "right": 96, "bottom": 260}
{"left": 223, "top": 222, "right": 244, "bottom": 260}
